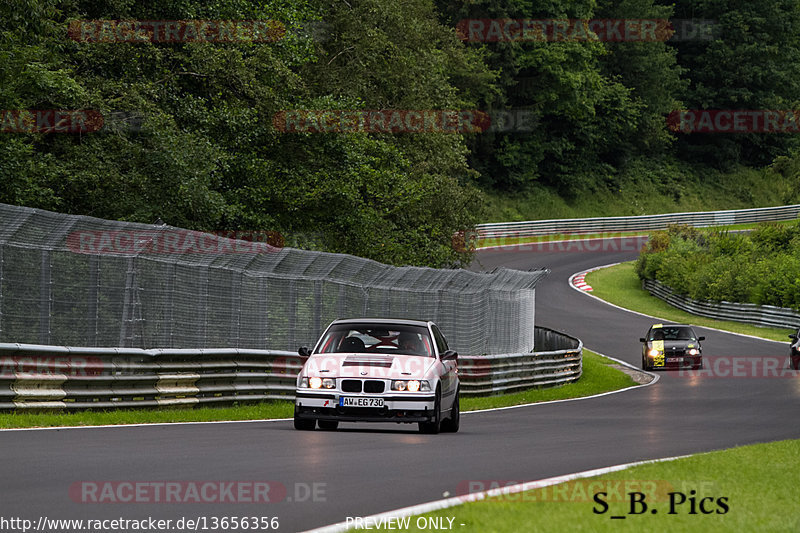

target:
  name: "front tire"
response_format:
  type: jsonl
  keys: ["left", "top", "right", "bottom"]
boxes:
{"left": 294, "top": 407, "right": 316, "bottom": 430}
{"left": 441, "top": 389, "right": 459, "bottom": 433}
{"left": 419, "top": 388, "right": 442, "bottom": 434}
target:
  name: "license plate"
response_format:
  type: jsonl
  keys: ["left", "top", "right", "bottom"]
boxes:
{"left": 339, "top": 397, "right": 384, "bottom": 408}
{"left": 666, "top": 357, "right": 682, "bottom": 363}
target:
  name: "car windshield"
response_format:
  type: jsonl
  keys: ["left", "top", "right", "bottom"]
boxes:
{"left": 649, "top": 326, "right": 696, "bottom": 341}
{"left": 316, "top": 323, "right": 434, "bottom": 357}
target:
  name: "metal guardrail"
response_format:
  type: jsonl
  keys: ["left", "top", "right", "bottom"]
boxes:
{"left": 643, "top": 279, "right": 800, "bottom": 329}
{"left": 0, "top": 328, "right": 582, "bottom": 409}
{"left": 476, "top": 204, "right": 800, "bottom": 239}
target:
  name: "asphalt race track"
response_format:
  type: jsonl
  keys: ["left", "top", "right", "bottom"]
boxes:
{"left": 1, "top": 238, "right": 798, "bottom": 532}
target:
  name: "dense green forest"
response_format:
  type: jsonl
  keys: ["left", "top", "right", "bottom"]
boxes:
{"left": 2, "top": 0, "right": 800, "bottom": 267}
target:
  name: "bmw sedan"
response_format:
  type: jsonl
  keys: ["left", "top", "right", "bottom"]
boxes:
{"left": 294, "top": 318, "right": 460, "bottom": 434}
{"left": 640, "top": 323, "right": 704, "bottom": 370}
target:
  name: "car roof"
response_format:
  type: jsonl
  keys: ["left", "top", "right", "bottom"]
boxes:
{"left": 650, "top": 323, "right": 693, "bottom": 329}
{"left": 329, "top": 318, "right": 433, "bottom": 328}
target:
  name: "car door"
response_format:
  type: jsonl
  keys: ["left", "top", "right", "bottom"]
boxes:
{"left": 431, "top": 324, "right": 457, "bottom": 410}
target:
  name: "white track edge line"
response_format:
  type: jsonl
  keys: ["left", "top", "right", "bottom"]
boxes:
{"left": 568, "top": 265, "right": 787, "bottom": 344}
{"left": 0, "top": 417, "right": 292, "bottom": 432}
{"left": 302, "top": 453, "right": 693, "bottom": 533}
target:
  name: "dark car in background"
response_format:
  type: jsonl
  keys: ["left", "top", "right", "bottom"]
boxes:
{"left": 641, "top": 323, "right": 704, "bottom": 371}
{"left": 790, "top": 329, "right": 800, "bottom": 370}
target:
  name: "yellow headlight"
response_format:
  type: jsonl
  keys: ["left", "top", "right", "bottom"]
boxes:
{"left": 648, "top": 349, "right": 660, "bottom": 357}
{"left": 407, "top": 380, "right": 421, "bottom": 392}
{"left": 309, "top": 377, "right": 323, "bottom": 389}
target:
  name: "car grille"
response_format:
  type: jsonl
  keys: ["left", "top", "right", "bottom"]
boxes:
{"left": 364, "top": 380, "right": 385, "bottom": 393}
{"left": 339, "top": 379, "right": 386, "bottom": 393}
{"left": 342, "top": 380, "right": 362, "bottom": 392}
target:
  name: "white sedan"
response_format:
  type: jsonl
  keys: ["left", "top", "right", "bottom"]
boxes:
{"left": 294, "top": 318, "right": 459, "bottom": 434}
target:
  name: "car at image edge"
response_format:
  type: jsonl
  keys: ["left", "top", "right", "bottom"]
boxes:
{"left": 294, "top": 318, "right": 460, "bottom": 434}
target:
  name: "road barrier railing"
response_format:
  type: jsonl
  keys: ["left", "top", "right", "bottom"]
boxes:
{"left": 476, "top": 204, "right": 800, "bottom": 239}
{"left": 0, "top": 327, "right": 581, "bottom": 409}
{"left": 643, "top": 279, "right": 800, "bottom": 329}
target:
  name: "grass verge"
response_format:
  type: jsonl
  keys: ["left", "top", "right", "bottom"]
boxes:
{"left": 0, "top": 402, "right": 295, "bottom": 429}
{"left": 369, "top": 439, "right": 800, "bottom": 532}
{"left": 476, "top": 220, "right": 794, "bottom": 250}
{"left": 585, "top": 262, "right": 793, "bottom": 342}
{"left": 0, "top": 350, "right": 637, "bottom": 429}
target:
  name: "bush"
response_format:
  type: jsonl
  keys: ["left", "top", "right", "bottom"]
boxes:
{"left": 637, "top": 220, "right": 800, "bottom": 310}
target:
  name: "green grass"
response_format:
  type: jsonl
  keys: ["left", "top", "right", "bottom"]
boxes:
{"left": 462, "top": 349, "right": 637, "bottom": 411}
{"left": 0, "top": 350, "right": 637, "bottom": 429}
{"left": 477, "top": 221, "right": 796, "bottom": 249}
{"left": 0, "top": 402, "right": 295, "bottom": 429}
{"left": 585, "top": 262, "right": 793, "bottom": 342}
{"left": 369, "top": 439, "right": 800, "bottom": 532}
{"left": 482, "top": 162, "right": 797, "bottom": 223}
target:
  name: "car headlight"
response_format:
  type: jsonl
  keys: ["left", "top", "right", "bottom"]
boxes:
{"left": 647, "top": 348, "right": 661, "bottom": 357}
{"left": 688, "top": 348, "right": 699, "bottom": 356}
{"left": 303, "top": 377, "right": 335, "bottom": 389}
{"left": 391, "top": 380, "right": 431, "bottom": 391}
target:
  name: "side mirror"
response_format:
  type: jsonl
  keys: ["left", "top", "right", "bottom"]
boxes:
{"left": 442, "top": 350, "right": 458, "bottom": 361}
{"left": 698, "top": 336, "right": 705, "bottom": 341}
{"left": 298, "top": 346, "right": 312, "bottom": 357}
{"left": 789, "top": 335, "right": 797, "bottom": 340}
{"left": 639, "top": 338, "right": 646, "bottom": 343}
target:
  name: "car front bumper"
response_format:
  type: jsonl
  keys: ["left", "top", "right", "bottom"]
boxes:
{"left": 295, "top": 390, "right": 437, "bottom": 423}
{"left": 647, "top": 354, "right": 703, "bottom": 369}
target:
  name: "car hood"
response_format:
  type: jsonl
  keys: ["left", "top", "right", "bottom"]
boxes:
{"left": 647, "top": 340, "right": 700, "bottom": 350}
{"left": 302, "top": 353, "right": 434, "bottom": 380}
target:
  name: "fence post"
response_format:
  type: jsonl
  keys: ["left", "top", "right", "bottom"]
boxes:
{"left": 0, "top": 246, "right": 3, "bottom": 340}
{"left": 39, "top": 250, "right": 52, "bottom": 344}
{"left": 87, "top": 255, "right": 99, "bottom": 346}
{"left": 119, "top": 256, "right": 135, "bottom": 348}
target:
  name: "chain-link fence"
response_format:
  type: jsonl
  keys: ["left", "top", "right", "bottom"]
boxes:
{"left": 0, "top": 203, "right": 547, "bottom": 354}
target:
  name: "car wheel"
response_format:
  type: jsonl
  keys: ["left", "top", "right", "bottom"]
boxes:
{"left": 318, "top": 420, "right": 339, "bottom": 430}
{"left": 642, "top": 354, "right": 650, "bottom": 371}
{"left": 419, "top": 388, "right": 442, "bottom": 434}
{"left": 441, "top": 389, "right": 459, "bottom": 433}
{"left": 791, "top": 356, "right": 800, "bottom": 370}
{"left": 293, "top": 410, "right": 316, "bottom": 431}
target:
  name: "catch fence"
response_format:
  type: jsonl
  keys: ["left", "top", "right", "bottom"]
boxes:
{"left": 0, "top": 203, "right": 547, "bottom": 355}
